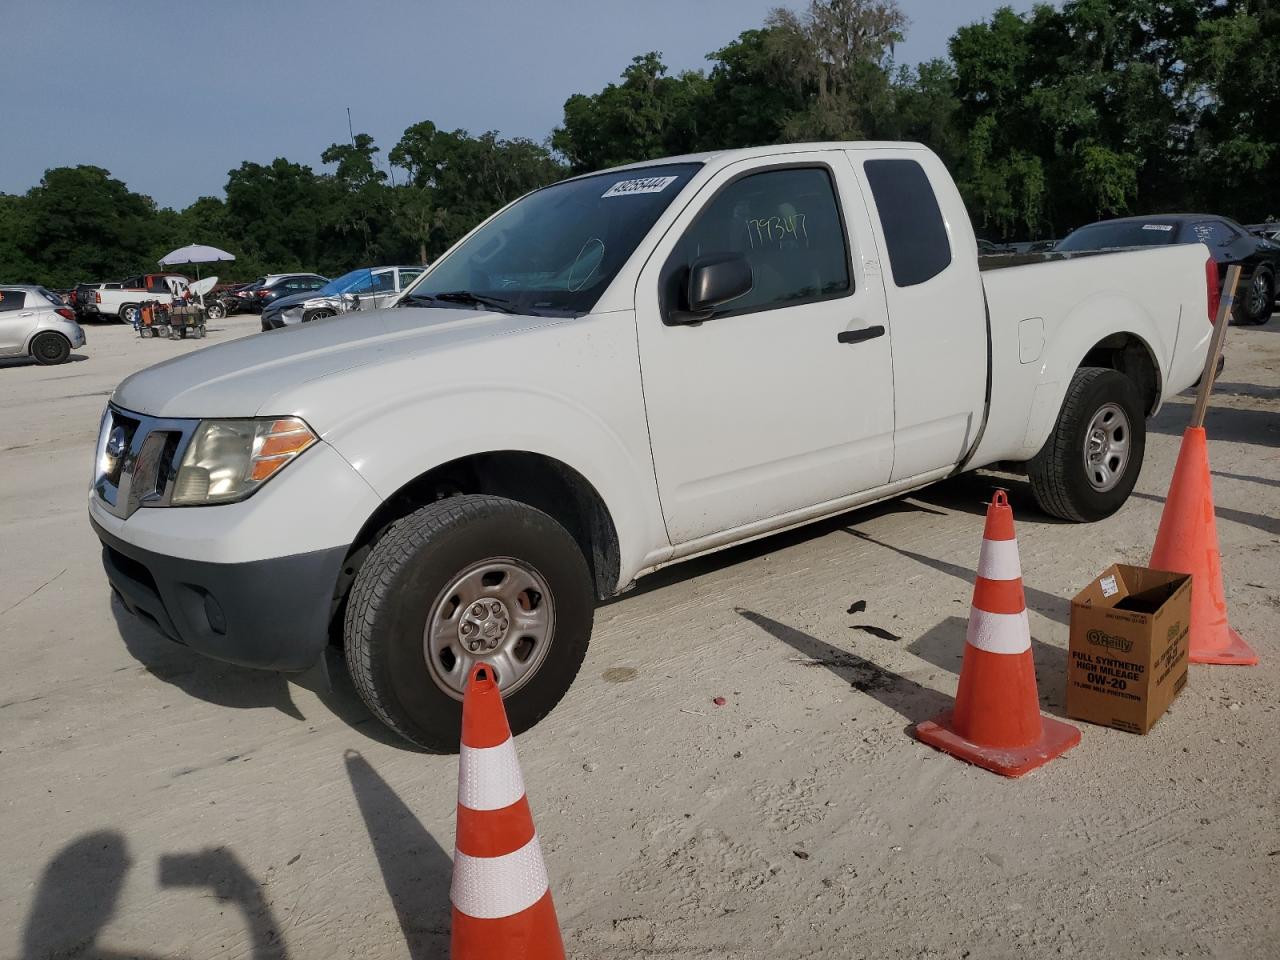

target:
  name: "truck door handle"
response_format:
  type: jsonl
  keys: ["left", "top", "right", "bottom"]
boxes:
{"left": 837, "top": 325, "right": 885, "bottom": 345}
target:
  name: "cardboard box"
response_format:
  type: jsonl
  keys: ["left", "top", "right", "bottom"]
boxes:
{"left": 1067, "top": 564, "right": 1191, "bottom": 734}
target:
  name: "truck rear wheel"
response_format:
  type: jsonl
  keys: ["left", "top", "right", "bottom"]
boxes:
{"left": 120, "top": 304, "right": 140, "bottom": 326}
{"left": 343, "top": 494, "right": 594, "bottom": 751}
{"left": 1027, "top": 367, "right": 1146, "bottom": 522}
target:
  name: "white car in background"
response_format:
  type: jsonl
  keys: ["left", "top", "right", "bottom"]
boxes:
{"left": 259, "top": 266, "right": 425, "bottom": 330}
{"left": 0, "top": 284, "right": 87, "bottom": 365}
{"left": 91, "top": 273, "right": 188, "bottom": 325}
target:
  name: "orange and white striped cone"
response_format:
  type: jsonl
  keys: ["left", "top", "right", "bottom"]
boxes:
{"left": 914, "top": 490, "right": 1080, "bottom": 777}
{"left": 451, "top": 664, "right": 565, "bottom": 960}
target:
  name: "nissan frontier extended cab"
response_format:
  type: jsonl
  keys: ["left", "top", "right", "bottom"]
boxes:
{"left": 90, "top": 143, "right": 1215, "bottom": 749}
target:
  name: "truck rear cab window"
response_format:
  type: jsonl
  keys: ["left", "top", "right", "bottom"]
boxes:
{"left": 664, "top": 166, "right": 851, "bottom": 319}
{"left": 864, "top": 158, "right": 952, "bottom": 287}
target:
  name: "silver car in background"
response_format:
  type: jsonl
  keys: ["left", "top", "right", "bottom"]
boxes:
{"left": 260, "top": 266, "right": 425, "bottom": 330}
{"left": 0, "top": 284, "right": 87, "bottom": 365}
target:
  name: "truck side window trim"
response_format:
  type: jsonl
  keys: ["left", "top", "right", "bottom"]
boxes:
{"left": 659, "top": 161, "right": 856, "bottom": 325}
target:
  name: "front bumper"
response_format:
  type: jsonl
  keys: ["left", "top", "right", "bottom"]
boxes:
{"left": 94, "top": 516, "right": 346, "bottom": 671}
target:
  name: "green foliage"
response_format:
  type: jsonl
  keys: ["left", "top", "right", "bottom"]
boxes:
{"left": 552, "top": 54, "right": 711, "bottom": 171}
{"left": 5, "top": 0, "right": 1279, "bottom": 287}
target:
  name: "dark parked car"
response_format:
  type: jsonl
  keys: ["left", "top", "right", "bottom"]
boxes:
{"left": 252, "top": 274, "right": 327, "bottom": 312}
{"left": 1056, "top": 214, "right": 1280, "bottom": 324}
{"left": 1246, "top": 222, "right": 1280, "bottom": 243}
{"left": 72, "top": 282, "right": 105, "bottom": 319}
{"left": 227, "top": 274, "right": 326, "bottom": 313}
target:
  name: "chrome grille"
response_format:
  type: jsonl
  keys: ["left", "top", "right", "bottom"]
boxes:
{"left": 94, "top": 405, "right": 199, "bottom": 519}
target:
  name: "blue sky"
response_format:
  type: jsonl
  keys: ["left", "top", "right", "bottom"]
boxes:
{"left": 3, "top": 0, "right": 1038, "bottom": 209}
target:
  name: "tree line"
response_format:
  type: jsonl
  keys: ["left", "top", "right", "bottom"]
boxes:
{"left": 2, "top": 0, "right": 1276, "bottom": 289}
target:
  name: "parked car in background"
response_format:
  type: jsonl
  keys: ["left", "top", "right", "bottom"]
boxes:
{"left": 93, "top": 142, "right": 1215, "bottom": 748}
{"left": 260, "top": 266, "right": 424, "bottom": 330}
{"left": 251, "top": 274, "right": 327, "bottom": 312}
{"left": 229, "top": 279, "right": 265, "bottom": 313}
{"left": 1056, "top": 214, "right": 1280, "bottom": 324}
{"left": 1246, "top": 222, "right": 1280, "bottom": 243}
{"left": 212, "top": 282, "right": 252, "bottom": 315}
{"left": 0, "top": 284, "right": 86, "bottom": 365}
{"left": 72, "top": 282, "right": 112, "bottom": 320}
{"left": 92, "top": 273, "right": 189, "bottom": 325}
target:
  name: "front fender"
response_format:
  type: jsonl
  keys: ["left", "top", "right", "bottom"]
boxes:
{"left": 323, "top": 385, "right": 668, "bottom": 588}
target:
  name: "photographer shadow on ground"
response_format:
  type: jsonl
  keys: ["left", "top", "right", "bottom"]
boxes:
{"left": 109, "top": 592, "right": 413, "bottom": 750}
{"left": 22, "top": 832, "right": 287, "bottom": 960}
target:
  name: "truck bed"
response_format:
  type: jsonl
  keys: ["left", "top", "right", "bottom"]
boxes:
{"left": 968, "top": 242, "right": 1213, "bottom": 468}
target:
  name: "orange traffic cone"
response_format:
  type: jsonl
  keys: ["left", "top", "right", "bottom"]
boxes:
{"left": 451, "top": 664, "right": 565, "bottom": 960}
{"left": 1150, "top": 427, "right": 1257, "bottom": 665}
{"left": 914, "top": 491, "right": 1080, "bottom": 777}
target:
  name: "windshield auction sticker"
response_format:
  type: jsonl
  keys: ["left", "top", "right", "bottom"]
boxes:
{"left": 1141, "top": 224, "right": 1174, "bottom": 231}
{"left": 602, "top": 176, "right": 679, "bottom": 198}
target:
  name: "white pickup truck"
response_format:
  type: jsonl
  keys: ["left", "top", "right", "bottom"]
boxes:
{"left": 90, "top": 143, "right": 1214, "bottom": 749}
{"left": 90, "top": 273, "right": 188, "bottom": 324}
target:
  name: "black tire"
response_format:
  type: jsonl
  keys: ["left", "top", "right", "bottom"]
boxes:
{"left": 344, "top": 495, "right": 594, "bottom": 751}
{"left": 30, "top": 332, "right": 71, "bottom": 365}
{"left": 205, "top": 300, "right": 226, "bottom": 320}
{"left": 119, "top": 304, "right": 140, "bottom": 326}
{"left": 303, "top": 309, "right": 334, "bottom": 323}
{"left": 1027, "top": 367, "right": 1146, "bottom": 522}
{"left": 1235, "top": 267, "right": 1274, "bottom": 325}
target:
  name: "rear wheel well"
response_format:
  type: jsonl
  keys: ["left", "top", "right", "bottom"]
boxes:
{"left": 330, "top": 453, "right": 621, "bottom": 636}
{"left": 1079, "top": 333, "right": 1160, "bottom": 415}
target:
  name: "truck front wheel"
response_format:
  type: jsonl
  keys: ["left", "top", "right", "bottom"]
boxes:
{"left": 343, "top": 494, "right": 594, "bottom": 751}
{"left": 1027, "top": 367, "right": 1146, "bottom": 522}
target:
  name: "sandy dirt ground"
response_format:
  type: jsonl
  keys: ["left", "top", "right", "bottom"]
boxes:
{"left": 1, "top": 311, "right": 1277, "bottom": 960}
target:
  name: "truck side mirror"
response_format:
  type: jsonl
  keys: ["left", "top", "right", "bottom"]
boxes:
{"left": 675, "top": 254, "right": 753, "bottom": 323}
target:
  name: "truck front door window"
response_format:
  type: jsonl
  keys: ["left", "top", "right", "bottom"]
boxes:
{"left": 664, "top": 166, "right": 851, "bottom": 320}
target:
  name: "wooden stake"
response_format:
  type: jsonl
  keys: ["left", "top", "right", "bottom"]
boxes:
{"left": 1190, "top": 263, "right": 1241, "bottom": 429}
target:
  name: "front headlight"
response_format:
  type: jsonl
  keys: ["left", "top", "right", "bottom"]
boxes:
{"left": 172, "top": 417, "right": 317, "bottom": 505}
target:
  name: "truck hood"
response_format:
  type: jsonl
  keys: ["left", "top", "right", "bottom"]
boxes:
{"left": 112, "top": 306, "right": 541, "bottom": 420}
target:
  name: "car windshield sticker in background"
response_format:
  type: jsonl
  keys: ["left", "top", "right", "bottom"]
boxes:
{"left": 601, "top": 176, "right": 679, "bottom": 198}
{"left": 747, "top": 212, "right": 808, "bottom": 249}
{"left": 1143, "top": 224, "right": 1174, "bottom": 232}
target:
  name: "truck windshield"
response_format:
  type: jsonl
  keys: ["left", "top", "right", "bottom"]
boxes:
{"left": 404, "top": 163, "right": 702, "bottom": 315}
{"left": 1056, "top": 221, "right": 1180, "bottom": 252}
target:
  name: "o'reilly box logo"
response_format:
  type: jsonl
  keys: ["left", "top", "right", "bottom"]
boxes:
{"left": 1086, "top": 629, "right": 1133, "bottom": 653}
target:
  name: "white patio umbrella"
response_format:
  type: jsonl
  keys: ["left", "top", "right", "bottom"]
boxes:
{"left": 157, "top": 244, "right": 236, "bottom": 312}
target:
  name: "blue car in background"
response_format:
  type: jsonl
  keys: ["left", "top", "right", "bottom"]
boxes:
{"left": 260, "top": 265, "right": 426, "bottom": 331}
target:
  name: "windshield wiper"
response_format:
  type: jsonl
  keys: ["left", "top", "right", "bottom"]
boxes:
{"left": 405, "top": 290, "right": 516, "bottom": 314}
